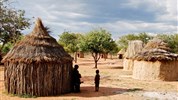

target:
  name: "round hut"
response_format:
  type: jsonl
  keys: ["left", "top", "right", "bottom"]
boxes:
{"left": 2, "top": 18, "right": 73, "bottom": 96}
{"left": 101, "top": 53, "right": 108, "bottom": 59}
{"left": 133, "top": 38, "right": 178, "bottom": 81}
{"left": 117, "top": 48, "right": 126, "bottom": 59}
{"left": 123, "top": 40, "right": 143, "bottom": 70}
{"left": 77, "top": 51, "right": 84, "bottom": 58}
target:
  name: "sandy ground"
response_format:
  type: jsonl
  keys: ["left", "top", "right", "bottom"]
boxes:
{"left": 0, "top": 56, "right": 178, "bottom": 100}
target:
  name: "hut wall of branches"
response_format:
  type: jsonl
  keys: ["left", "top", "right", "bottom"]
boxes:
{"left": 2, "top": 18, "right": 73, "bottom": 96}
{"left": 132, "top": 39, "right": 178, "bottom": 81}
{"left": 123, "top": 40, "right": 143, "bottom": 70}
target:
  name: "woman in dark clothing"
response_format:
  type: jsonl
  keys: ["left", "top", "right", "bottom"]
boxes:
{"left": 72, "top": 65, "right": 82, "bottom": 92}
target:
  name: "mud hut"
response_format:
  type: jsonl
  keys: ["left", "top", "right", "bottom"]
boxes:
{"left": 123, "top": 40, "right": 143, "bottom": 70}
{"left": 77, "top": 51, "right": 84, "bottom": 58}
{"left": 2, "top": 18, "right": 73, "bottom": 96}
{"left": 101, "top": 53, "right": 108, "bottom": 59}
{"left": 117, "top": 48, "right": 126, "bottom": 59}
{"left": 133, "top": 39, "right": 178, "bottom": 81}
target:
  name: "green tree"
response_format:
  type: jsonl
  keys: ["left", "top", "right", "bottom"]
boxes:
{"left": 108, "top": 43, "right": 119, "bottom": 60}
{"left": 58, "top": 31, "right": 80, "bottom": 63}
{"left": 79, "top": 28, "right": 117, "bottom": 68}
{"left": 102, "top": 38, "right": 118, "bottom": 60}
{"left": 0, "top": 0, "right": 30, "bottom": 55}
{"left": 117, "top": 33, "right": 153, "bottom": 49}
{"left": 117, "top": 34, "right": 138, "bottom": 49}
{"left": 156, "top": 34, "right": 178, "bottom": 53}
{"left": 1, "top": 42, "right": 12, "bottom": 54}
{"left": 137, "top": 33, "right": 153, "bottom": 44}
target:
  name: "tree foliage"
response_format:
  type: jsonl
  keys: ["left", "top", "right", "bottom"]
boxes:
{"left": 79, "top": 28, "right": 118, "bottom": 68}
{"left": 117, "top": 33, "right": 153, "bottom": 49}
{"left": 58, "top": 31, "right": 83, "bottom": 62}
{"left": 156, "top": 34, "right": 178, "bottom": 53}
{"left": 58, "top": 31, "right": 79, "bottom": 53}
{"left": 117, "top": 33, "right": 178, "bottom": 53}
{"left": 0, "top": 0, "right": 30, "bottom": 54}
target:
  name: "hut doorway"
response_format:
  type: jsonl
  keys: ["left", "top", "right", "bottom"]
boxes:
{"left": 118, "top": 54, "right": 123, "bottom": 59}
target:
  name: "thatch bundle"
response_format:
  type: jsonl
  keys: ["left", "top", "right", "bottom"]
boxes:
{"left": 123, "top": 40, "right": 143, "bottom": 70}
{"left": 143, "top": 38, "right": 170, "bottom": 51}
{"left": 124, "top": 40, "right": 143, "bottom": 59}
{"left": 134, "top": 49, "right": 178, "bottom": 61}
{"left": 2, "top": 18, "right": 73, "bottom": 96}
{"left": 134, "top": 38, "right": 178, "bottom": 61}
{"left": 118, "top": 48, "right": 126, "bottom": 55}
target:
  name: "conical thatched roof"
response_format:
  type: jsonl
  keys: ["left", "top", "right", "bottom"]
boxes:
{"left": 124, "top": 40, "right": 143, "bottom": 59}
{"left": 118, "top": 48, "right": 126, "bottom": 54}
{"left": 2, "top": 18, "right": 73, "bottom": 63}
{"left": 134, "top": 38, "right": 178, "bottom": 61}
{"left": 143, "top": 38, "right": 170, "bottom": 51}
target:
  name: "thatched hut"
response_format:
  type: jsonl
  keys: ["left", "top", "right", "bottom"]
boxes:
{"left": 123, "top": 40, "right": 143, "bottom": 70}
{"left": 133, "top": 39, "right": 178, "bottom": 81}
{"left": 2, "top": 18, "right": 73, "bottom": 96}
{"left": 117, "top": 48, "right": 126, "bottom": 59}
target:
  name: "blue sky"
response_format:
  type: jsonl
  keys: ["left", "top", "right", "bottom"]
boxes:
{"left": 12, "top": 0, "right": 177, "bottom": 40}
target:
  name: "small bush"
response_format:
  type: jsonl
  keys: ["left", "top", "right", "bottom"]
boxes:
{"left": 127, "top": 88, "right": 142, "bottom": 92}
{"left": 18, "top": 93, "right": 37, "bottom": 98}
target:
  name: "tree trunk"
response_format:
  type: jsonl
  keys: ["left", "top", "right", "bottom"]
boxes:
{"left": 94, "top": 60, "right": 98, "bottom": 68}
{"left": 74, "top": 52, "right": 77, "bottom": 63}
{"left": 110, "top": 54, "right": 113, "bottom": 60}
{"left": 73, "top": 52, "right": 77, "bottom": 63}
{"left": 91, "top": 52, "right": 101, "bottom": 69}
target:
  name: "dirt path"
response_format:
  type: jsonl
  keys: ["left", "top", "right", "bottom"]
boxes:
{"left": 0, "top": 57, "right": 177, "bottom": 100}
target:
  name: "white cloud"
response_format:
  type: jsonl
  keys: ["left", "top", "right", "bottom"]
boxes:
{"left": 96, "top": 20, "right": 177, "bottom": 39}
{"left": 12, "top": 0, "right": 177, "bottom": 40}
{"left": 155, "top": 0, "right": 177, "bottom": 22}
{"left": 50, "top": 11, "right": 90, "bottom": 19}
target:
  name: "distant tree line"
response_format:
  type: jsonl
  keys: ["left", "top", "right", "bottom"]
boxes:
{"left": 117, "top": 33, "right": 178, "bottom": 53}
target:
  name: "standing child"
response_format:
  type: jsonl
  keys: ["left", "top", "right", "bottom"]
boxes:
{"left": 94, "top": 69, "right": 100, "bottom": 92}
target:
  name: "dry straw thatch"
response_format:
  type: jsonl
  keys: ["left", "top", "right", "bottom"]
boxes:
{"left": 123, "top": 40, "right": 143, "bottom": 70}
{"left": 118, "top": 48, "right": 126, "bottom": 55}
{"left": 134, "top": 38, "right": 178, "bottom": 61}
{"left": 2, "top": 18, "right": 73, "bottom": 63}
{"left": 124, "top": 40, "right": 143, "bottom": 59}
{"left": 2, "top": 18, "right": 73, "bottom": 96}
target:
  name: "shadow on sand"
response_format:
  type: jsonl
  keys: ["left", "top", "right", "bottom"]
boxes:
{"left": 108, "top": 66, "right": 123, "bottom": 69}
{"left": 62, "top": 86, "right": 143, "bottom": 97}
{"left": 98, "top": 65, "right": 123, "bottom": 69}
